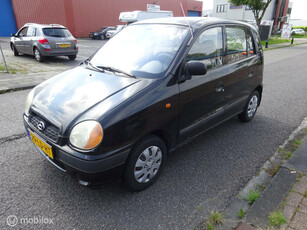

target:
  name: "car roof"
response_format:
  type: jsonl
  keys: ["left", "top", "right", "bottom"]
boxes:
{"left": 24, "top": 23, "right": 67, "bottom": 29}
{"left": 134, "top": 17, "right": 256, "bottom": 31}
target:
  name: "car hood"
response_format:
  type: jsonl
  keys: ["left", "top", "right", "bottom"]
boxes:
{"left": 31, "top": 66, "right": 149, "bottom": 132}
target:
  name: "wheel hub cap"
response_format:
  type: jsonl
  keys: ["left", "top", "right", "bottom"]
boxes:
{"left": 247, "top": 95, "right": 258, "bottom": 118}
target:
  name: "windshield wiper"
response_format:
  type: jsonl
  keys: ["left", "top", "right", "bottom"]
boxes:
{"left": 85, "top": 60, "right": 105, "bottom": 73}
{"left": 96, "top": 66, "right": 136, "bottom": 78}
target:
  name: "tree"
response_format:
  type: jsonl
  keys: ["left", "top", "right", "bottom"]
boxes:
{"left": 229, "top": 0, "right": 273, "bottom": 30}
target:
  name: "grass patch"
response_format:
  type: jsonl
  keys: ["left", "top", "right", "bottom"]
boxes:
{"left": 237, "top": 209, "right": 246, "bottom": 219}
{"left": 267, "top": 165, "right": 280, "bottom": 177}
{"left": 269, "top": 211, "right": 287, "bottom": 227}
{"left": 245, "top": 190, "right": 260, "bottom": 204}
{"left": 0, "top": 63, "right": 27, "bottom": 74}
{"left": 284, "top": 151, "right": 293, "bottom": 160}
{"left": 261, "top": 38, "right": 291, "bottom": 46}
{"left": 292, "top": 139, "right": 302, "bottom": 151}
{"left": 292, "top": 34, "right": 307, "bottom": 38}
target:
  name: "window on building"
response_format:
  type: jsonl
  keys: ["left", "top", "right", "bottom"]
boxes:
{"left": 225, "top": 26, "right": 247, "bottom": 63}
{"left": 216, "top": 4, "right": 227, "bottom": 13}
{"left": 186, "top": 27, "right": 224, "bottom": 70}
{"left": 287, "top": 8, "right": 292, "bottom": 15}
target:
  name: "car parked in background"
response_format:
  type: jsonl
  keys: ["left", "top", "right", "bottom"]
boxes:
{"left": 291, "top": 28, "right": 305, "bottom": 35}
{"left": 10, "top": 23, "right": 78, "bottom": 62}
{"left": 89, "top": 26, "right": 115, "bottom": 40}
{"left": 23, "top": 17, "right": 263, "bottom": 191}
{"left": 106, "top": 25, "right": 125, "bottom": 39}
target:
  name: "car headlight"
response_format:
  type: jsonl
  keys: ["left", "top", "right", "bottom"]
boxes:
{"left": 25, "top": 89, "right": 35, "bottom": 116}
{"left": 69, "top": 121, "right": 103, "bottom": 150}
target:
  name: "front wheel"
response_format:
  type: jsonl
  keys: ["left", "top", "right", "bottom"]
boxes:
{"left": 100, "top": 34, "right": 105, "bottom": 40}
{"left": 123, "top": 135, "right": 167, "bottom": 191}
{"left": 34, "top": 48, "right": 44, "bottom": 62}
{"left": 238, "top": 90, "right": 260, "bottom": 122}
{"left": 12, "top": 45, "right": 19, "bottom": 56}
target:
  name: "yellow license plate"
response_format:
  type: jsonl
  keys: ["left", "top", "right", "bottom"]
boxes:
{"left": 59, "top": 44, "right": 70, "bottom": 48}
{"left": 29, "top": 130, "right": 53, "bottom": 159}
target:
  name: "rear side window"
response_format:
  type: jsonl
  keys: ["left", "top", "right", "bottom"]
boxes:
{"left": 42, "top": 28, "right": 72, "bottom": 37}
{"left": 225, "top": 26, "right": 247, "bottom": 63}
{"left": 26, "top": 27, "right": 36, "bottom": 37}
{"left": 246, "top": 30, "right": 255, "bottom": 56}
{"left": 186, "top": 27, "right": 224, "bottom": 70}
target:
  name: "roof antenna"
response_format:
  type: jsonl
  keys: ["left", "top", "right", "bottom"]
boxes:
{"left": 180, "top": 2, "right": 193, "bottom": 40}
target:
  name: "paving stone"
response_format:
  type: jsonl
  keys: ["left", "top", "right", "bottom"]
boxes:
{"left": 285, "top": 192, "right": 304, "bottom": 208}
{"left": 300, "top": 175, "right": 307, "bottom": 183}
{"left": 292, "top": 181, "right": 307, "bottom": 195}
{"left": 302, "top": 198, "right": 307, "bottom": 206}
{"left": 298, "top": 204, "right": 307, "bottom": 215}
{"left": 282, "top": 205, "right": 297, "bottom": 222}
{"left": 289, "top": 212, "right": 307, "bottom": 230}
{"left": 280, "top": 223, "right": 289, "bottom": 230}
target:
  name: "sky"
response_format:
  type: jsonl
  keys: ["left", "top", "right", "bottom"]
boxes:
{"left": 200, "top": 0, "right": 307, "bottom": 19}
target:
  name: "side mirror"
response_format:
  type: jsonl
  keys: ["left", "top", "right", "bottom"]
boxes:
{"left": 11, "top": 33, "right": 16, "bottom": 37}
{"left": 185, "top": 61, "right": 207, "bottom": 80}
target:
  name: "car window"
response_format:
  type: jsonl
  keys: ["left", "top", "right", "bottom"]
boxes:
{"left": 18, "top": 27, "right": 28, "bottom": 37}
{"left": 246, "top": 30, "right": 255, "bottom": 56}
{"left": 42, "top": 28, "right": 72, "bottom": 37}
{"left": 225, "top": 26, "right": 247, "bottom": 63}
{"left": 35, "top": 28, "right": 41, "bottom": 37}
{"left": 26, "top": 27, "right": 36, "bottom": 37}
{"left": 186, "top": 27, "right": 224, "bottom": 70}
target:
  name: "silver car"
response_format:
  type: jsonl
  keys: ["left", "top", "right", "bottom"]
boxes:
{"left": 10, "top": 23, "right": 78, "bottom": 62}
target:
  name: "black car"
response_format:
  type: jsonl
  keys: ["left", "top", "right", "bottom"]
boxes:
{"left": 24, "top": 17, "right": 263, "bottom": 191}
{"left": 89, "top": 27, "right": 115, "bottom": 40}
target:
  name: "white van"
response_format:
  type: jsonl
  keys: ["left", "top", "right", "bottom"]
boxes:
{"left": 119, "top": 10, "right": 173, "bottom": 24}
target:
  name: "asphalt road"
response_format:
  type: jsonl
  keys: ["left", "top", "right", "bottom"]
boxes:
{"left": 1, "top": 44, "right": 307, "bottom": 230}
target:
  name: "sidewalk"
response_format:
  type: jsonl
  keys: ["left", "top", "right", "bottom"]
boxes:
{"left": 214, "top": 119, "right": 307, "bottom": 230}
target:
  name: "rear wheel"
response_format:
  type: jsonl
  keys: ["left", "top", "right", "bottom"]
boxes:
{"left": 12, "top": 45, "right": 19, "bottom": 56}
{"left": 68, "top": 55, "right": 77, "bottom": 60}
{"left": 238, "top": 90, "right": 260, "bottom": 122}
{"left": 123, "top": 135, "right": 167, "bottom": 191}
{"left": 34, "top": 48, "right": 44, "bottom": 62}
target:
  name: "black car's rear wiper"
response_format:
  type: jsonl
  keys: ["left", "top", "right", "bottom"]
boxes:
{"left": 96, "top": 66, "right": 136, "bottom": 78}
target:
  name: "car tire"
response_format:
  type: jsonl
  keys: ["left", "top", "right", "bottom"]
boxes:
{"left": 68, "top": 55, "right": 77, "bottom": 60}
{"left": 12, "top": 45, "right": 19, "bottom": 56}
{"left": 123, "top": 135, "right": 167, "bottom": 191}
{"left": 100, "top": 35, "right": 105, "bottom": 40}
{"left": 238, "top": 90, "right": 260, "bottom": 122}
{"left": 34, "top": 48, "right": 44, "bottom": 62}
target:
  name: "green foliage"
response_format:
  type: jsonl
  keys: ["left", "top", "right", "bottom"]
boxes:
{"left": 261, "top": 38, "right": 291, "bottom": 46}
{"left": 229, "top": 0, "right": 266, "bottom": 11}
{"left": 207, "top": 211, "right": 224, "bottom": 225}
{"left": 237, "top": 209, "right": 246, "bottom": 219}
{"left": 268, "top": 165, "right": 280, "bottom": 176}
{"left": 246, "top": 190, "right": 260, "bottom": 204}
{"left": 292, "top": 139, "right": 302, "bottom": 151}
{"left": 285, "top": 151, "right": 293, "bottom": 160}
{"left": 269, "top": 211, "right": 287, "bottom": 226}
{"left": 206, "top": 223, "right": 214, "bottom": 230}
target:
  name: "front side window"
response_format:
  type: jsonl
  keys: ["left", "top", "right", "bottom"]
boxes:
{"left": 186, "top": 27, "right": 223, "bottom": 70}
{"left": 42, "top": 28, "right": 72, "bottom": 37}
{"left": 225, "top": 26, "right": 247, "bottom": 63}
{"left": 18, "top": 27, "right": 28, "bottom": 37}
{"left": 90, "top": 24, "right": 188, "bottom": 79}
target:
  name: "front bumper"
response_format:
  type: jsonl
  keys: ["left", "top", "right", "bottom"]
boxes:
{"left": 23, "top": 114, "right": 130, "bottom": 184}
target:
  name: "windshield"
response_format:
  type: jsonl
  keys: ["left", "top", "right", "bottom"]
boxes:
{"left": 43, "top": 28, "right": 72, "bottom": 37}
{"left": 90, "top": 24, "right": 188, "bottom": 79}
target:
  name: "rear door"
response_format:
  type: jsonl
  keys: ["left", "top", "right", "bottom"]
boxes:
{"left": 23, "top": 26, "right": 36, "bottom": 54}
{"left": 42, "top": 28, "right": 75, "bottom": 52}
{"left": 221, "top": 25, "right": 259, "bottom": 116}
{"left": 178, "top": 26, "right": 227, "bottom": 140}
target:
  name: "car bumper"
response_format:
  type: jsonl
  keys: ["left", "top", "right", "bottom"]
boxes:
{"left": 39, "top": 48, "right": 78, "bottom": 57}
{"left": 23, "top": 114, "right": 130, "bottom": 185}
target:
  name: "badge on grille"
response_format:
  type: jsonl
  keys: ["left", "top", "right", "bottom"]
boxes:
{"left": 37, "top": 121, "right": 46, "bottom": 131}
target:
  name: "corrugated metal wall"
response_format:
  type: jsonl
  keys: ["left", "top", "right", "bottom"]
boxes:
{"left": 12, "top": 0, "right": 202, "bottom": 37}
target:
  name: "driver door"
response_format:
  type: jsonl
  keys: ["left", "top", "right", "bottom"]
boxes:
{"left": 14, "top": 27, "right": 28, "bottom": 53}
{"left": 178, "top": 26, "right": 227, "bottom": 141}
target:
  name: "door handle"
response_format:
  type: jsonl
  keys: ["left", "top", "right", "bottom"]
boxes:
{"left": 248, "top": 71, "right": 254, "bottom": 78}
{"left": 216, "top": 86, "right": 224, "bottom": 93}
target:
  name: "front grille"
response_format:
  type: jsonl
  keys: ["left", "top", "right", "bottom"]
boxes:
{"left": 29, "top": 114, "right": 60, "bottom": 143}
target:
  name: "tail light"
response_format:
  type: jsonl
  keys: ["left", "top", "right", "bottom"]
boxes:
{"left": 38, "top": 38, "right": 51, "bottom": 51}
{"left": 39, "top": 38, "right": 49, "bottom": 44}
{"left": 75, "top": 39, "right": 78, "bottom": 50}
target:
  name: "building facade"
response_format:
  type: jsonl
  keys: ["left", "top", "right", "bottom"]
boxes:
{"left": 1, "top": 0, "right": 202, "bottom": 37}
{"left": 212, "top": 0, "right": 292, "bottom": 31}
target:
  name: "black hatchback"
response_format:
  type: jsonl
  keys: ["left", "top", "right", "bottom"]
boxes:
{"left": 24, "top": 17, "right": 263, "bottom": 191}
{"left": 89, "top": 26, "right": 115, "bottom": 40}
